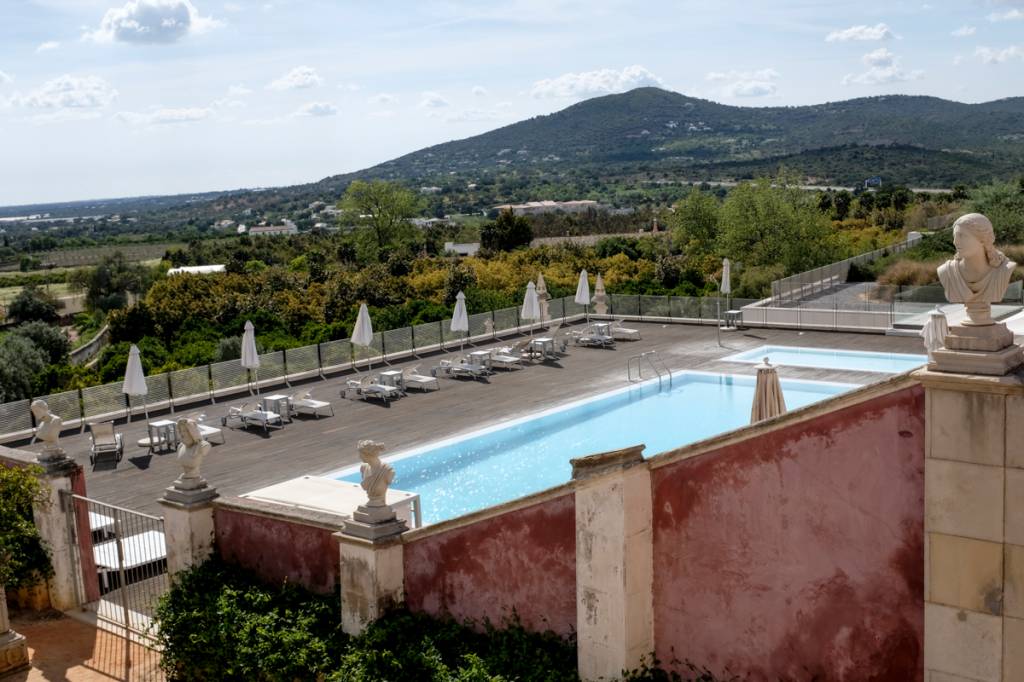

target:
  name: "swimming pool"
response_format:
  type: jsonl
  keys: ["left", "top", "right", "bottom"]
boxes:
{"left": 723, "top": 345, "right": 927, "bottom": 374}
{"left": 335, "top": 372, "right": 854, "bottom": 524}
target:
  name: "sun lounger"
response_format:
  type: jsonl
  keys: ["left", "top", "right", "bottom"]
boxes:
{"left": 344, "top": 375, "right": 402, "bottom": 404}
{"left": 488, "top": 349, "right": 524, "bottom": 370}
{"left": 88, "top": 422, "right": 124, "bottom": 468}
{"left": 610, "top": 319, "right": 641, "bottom": 340}
{"left": 402, "top": 366, "right": 440, "bottom": 391}
{"left": 240, "top": 407, "right": 284, "bottom": 434}
{"left": 190, "top": 414, "right": 226, "bottom": 444}
{"left": 571, "top": 329, "right": 615, "bottom": 348}
{"left": 436, "top": 358, "right": 490, "bottom": 381}
{"left": 290, "top": 391, "right": 335, "bottom": 418}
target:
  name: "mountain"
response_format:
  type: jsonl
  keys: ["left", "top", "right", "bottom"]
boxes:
{"left": 356, "top": 88, "right": 1024, "bottom": 185}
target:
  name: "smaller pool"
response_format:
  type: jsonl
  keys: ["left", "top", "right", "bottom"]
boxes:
{"left": 723, "top": 345, "right": 926, "bottom": 374}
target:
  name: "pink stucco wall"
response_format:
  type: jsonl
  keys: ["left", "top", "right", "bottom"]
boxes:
{"left": 214, "top": 506, "right": 339, "bottom": 594}
{"left": 403, "top": 492, "right": 577, "bottom": 637}
{"left": 651, "top": 384, "right": 925, "bottom": 681}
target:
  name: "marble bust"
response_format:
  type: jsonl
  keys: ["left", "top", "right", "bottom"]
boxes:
{"left": 358, "top": 439, "right": 394, "bottom": 508}
{"left": 30, "top": 399, "right": 63, "bottom": 457}
{"left": 937, "top": 213, "right": 1016, "bottom": 325}
{"left": 174, "top": 418, "right": 210, "bottom": 489}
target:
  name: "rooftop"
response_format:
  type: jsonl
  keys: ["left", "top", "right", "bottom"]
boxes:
{"left": 15, "top": 322, "right": 926, "bottom": 516}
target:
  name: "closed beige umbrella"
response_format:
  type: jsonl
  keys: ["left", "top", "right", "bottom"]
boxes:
{"left": 751, "top": 358, "right": 786, "bottom": 423}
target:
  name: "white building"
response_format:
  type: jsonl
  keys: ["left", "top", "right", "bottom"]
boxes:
{"left": 492, "top": 200, "right": 600, "bottom": 216}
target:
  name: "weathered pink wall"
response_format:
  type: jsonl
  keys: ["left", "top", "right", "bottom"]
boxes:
{"left": 652, "top": 385, "right": 925, "bottom": 681}
{"left": 404, "top": 492, "right": 576, "bottom": 637}
{"left": 214, "top": 507, "right": 339, "bottom": 594}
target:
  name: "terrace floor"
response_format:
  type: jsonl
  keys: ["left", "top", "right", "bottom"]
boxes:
{"left": 14, "top": 321, "right": 927, "bottom": 516}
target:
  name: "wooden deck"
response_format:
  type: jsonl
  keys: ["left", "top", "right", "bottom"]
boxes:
{"left": 15, "top": 322, "right": 926, "bottom": 515}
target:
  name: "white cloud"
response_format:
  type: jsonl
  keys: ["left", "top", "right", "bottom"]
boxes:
{"left": 988, "top": 8, "right": 1024, "bottom": 21}
{"left": 85, "top": 0, "right": 221, "bottom": 44}
{"left": 471, "top": 85, "right": 488, "bottom": 97}
{"left": 294, "top": 101, "right": 337, "bottom": 116}
{"left": 36, "top": 41, "right": 60, "bottom": 53}
{"left": 418, "top": 91, "right": 450, "bottom": 108}
{"left": 842, "top": 49, "right": 922, "bottom": 85}
{"left": 0, "top": 71, "right": 12, "bottom": 85}
{"left": 117, "top": 106, "right": 212, "bottom": 125}
{"left": 975, "top": 45, "right": 1024, "bottom": 64}
{"left": 368, "top": 92, "right": 397, "bottom": 105}
{"left": 951, "top": 25, "right": 976, "bottom": 37}
{"left": 530, "top": 65, "right": 664, "bottom": 99}
{"left": 15, "top": 74, "right": 117, "bottom": 109}
{"left": 706, "top": 68, "right": 780, "bottom": 98}
{"left": 267, "top": 65, "right": 322, "bottom": 91}
{"left": 825, "top": 23, "right": 895, "bottom": 42}
{"left": 227, "top": 83, "right": 251, "bottom": 96}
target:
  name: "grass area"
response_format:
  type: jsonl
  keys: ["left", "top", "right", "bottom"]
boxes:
{"left": 0, "top": 282, "right": 72, "bottom": 304}
{"left": 0, "top": 242, "right": 184, "bottom": 271}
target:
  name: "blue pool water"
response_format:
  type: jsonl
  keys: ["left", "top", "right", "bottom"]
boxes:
{"left": 336, "top": 372, "right": 853, "bottom": 524}
{"left": 723, "top": 345, "right": 927, "bottom": 374}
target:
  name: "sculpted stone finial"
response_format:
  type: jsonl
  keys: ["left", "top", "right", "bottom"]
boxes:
{"left": 30, "top": 399, "right": 64, "bottom": 460}
{"left": 936, "top": 213, "right": 1016, "bottom": 326}
{"left": 358, "top": 439, "right": 393, "bottom": 508}
{"left": 173, "top": 418, "right": 211, "bottom": 491}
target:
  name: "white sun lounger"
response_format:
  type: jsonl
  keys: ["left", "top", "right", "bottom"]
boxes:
{"left": 345, "top": 376, "right": 402, "bottom": 404}
{"left": 290, "top": 391, "right": 334, "bottom": 417}
{"left": 611, "top": 319, "right": 641, "bottom": 340}
{"left": 572, "top": 330, "right": 615, "bottom": 348}
{"left": 402, "top": 366, "right": 440, "bottom": 391}
{"left": 488, "top": 349, "right": 524, "bottom": 370}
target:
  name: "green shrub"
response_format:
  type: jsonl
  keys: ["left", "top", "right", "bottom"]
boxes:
{"left": 0, "top": 464, "right": 52, "bottom": 588}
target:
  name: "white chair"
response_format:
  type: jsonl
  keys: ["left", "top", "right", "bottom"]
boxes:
{"left": 88, "top": 422, "right": 123, "bottom": 468}
{"left": 402, "top": 366, "right": 440, "bottom": 392}
{"left": 290, "top": 391, "right": 335, "bottom": 418}
{"left": 344, "top": 375, "right": 402, "bottom": 404}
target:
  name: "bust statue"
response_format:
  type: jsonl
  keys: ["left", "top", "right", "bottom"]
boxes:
{"left": 174, "top": 418, "right": 211, "bottom": 489}
{"left": 30, "top": 399, "right": 63, "bottom": 457}
{"left": 937, "top": 213, "right": 1016, "bottom": 325}
{"left": 358, "top": 439, "right": 394, "bottom": 508}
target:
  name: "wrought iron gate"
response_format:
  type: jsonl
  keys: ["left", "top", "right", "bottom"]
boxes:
{"left": 63, "top": 491, "right": 168, "bottom": 680}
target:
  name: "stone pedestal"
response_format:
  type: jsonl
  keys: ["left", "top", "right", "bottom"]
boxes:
{"left": 32, "top": 453, "right": 81, "bottom": 611}
{"left": 0, "top": 586, "right": 30, "bottom": 676}
{"left": 571, "top": 445, "right": 653, "bottom": 681}
{"left": 929, "top": 323, "right": 1024, "bottom": 376}
{"left": 158, "top": 482, "right": 218, "bottom": 578}
{"left": 917, "top": 368, "right": 1024, "bottom": 681}
{"left": 335, "top": 507, "right": 406, "bottom": 635}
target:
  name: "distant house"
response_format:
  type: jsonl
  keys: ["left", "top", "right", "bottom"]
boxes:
{"left": 492, "top": 200, "right": 600, "bottom": 216}
{"left": 248, "top": 221, "right": 298, "bottom": 237}
{"left": 444, "top": 241, "right": 480, "bottom": 257}
{"left": 419, "top": 186, "right": 442, "bottom": 194}
{"left": 167, "top": 264, "right": 227, "bottom": 276}
{"left": 411, "top": 217, "right": 451, "bottom": 228}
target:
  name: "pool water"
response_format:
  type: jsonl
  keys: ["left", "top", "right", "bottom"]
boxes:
{"left": 723, "top": 345, "right": 927, "bottom": 374}
{"left": 336, "top": 372, "right": 853, "bottom": 525}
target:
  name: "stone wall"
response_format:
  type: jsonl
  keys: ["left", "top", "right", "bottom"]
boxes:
{"left": 649, "top": 384, "right": 926, "bottom": 680}
{"left": 403, "top": 489, "right": 577, "bottom": 637}
{"left": 213, "top": 497, "right": 344, "bottom": 595}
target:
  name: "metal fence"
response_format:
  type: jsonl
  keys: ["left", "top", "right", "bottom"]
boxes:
{"left": 770, "top": 233, "right": 924, "bottom": 305}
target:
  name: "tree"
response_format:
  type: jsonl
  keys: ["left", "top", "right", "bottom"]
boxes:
{"left": 9, "top": 321, "right": 71, "bottom": 365}
{"left": 7, "top": 284, "right": 58, "bottom": 324}
{"left": 340, "top": 180, "right": 424, "bottom": 259}
{"left": 0, "top": 464, "right": 51, "bottom": 588}
{"left": 68, "top": 252, "right": 151, "bottom": 312}
{"left": 480, "top": 210, "right": 533, "bottom": 252}
{"left": 670, "top": 190, "right": 719, "bottom": 254}
{"left": 0, "top": 335, "right": 47, "bottom": 402}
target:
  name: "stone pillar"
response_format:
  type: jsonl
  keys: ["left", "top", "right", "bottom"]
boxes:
{"left": 158, "top": 477, "right": 218, "bottom": 578}
{"left": 918, "top": 368, "right": 1024, "bottom": 681}
{"left": 0, "top": 585, "right": 30, "bottom": 675}
{"left": 571, "top": 445, "right": 653, "bottom": 681}
{"left": 32, "top": 454, "right": 81, "bottom": 611}
{"left": 335, "top": 501, "right": 407, "bottom": 635}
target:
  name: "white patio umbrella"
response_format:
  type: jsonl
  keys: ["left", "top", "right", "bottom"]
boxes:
{"left": 921, "top": 307, "right": 949, "bottom": 362}
{"left": 451, "top": 291, "right": 469, "bottom": 352}
{"left": 240, "top": 320, "right": 261, "bottom": 397}
{"left": 122, "top": 344, "right": 148, "bottom": 422}
{"left": 521, "top": 281, "right": 541, "bottom": 337}
{"left": 351, "top": 303, "right": 375, "bottom": 372}
{"left": 575, "top": 269, "right": 591, "bottom": 322}
{"left": 750, "top": 358, "right": 787, "bottom": 424}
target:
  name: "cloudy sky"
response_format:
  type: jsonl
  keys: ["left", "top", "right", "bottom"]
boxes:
{"left": 1, "top": 0, "right": 1023, "bottom": 206}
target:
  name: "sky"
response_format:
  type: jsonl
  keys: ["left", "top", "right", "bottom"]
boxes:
{"left": 1, "top": 0, "right": 1023, "bottom": 206}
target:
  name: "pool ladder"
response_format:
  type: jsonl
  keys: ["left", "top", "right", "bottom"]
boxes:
{"left": 627, "top": 351, "right": 673, "bottom": 388}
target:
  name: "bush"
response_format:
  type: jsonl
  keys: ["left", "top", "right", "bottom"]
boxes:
{"left": 9, "top": 321, "right": 71, "bottom": 365}
{"left": 7, "top": 284, "right": 59, "bottom": 324}
{"left": 0, "top": 464, "right": 52, "bottom": 588}
{"left": 0, "top": 335, "right": 48, "bottom": 402}
{"left": 876, "top": 259, "right": 943, "bottom": 287}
